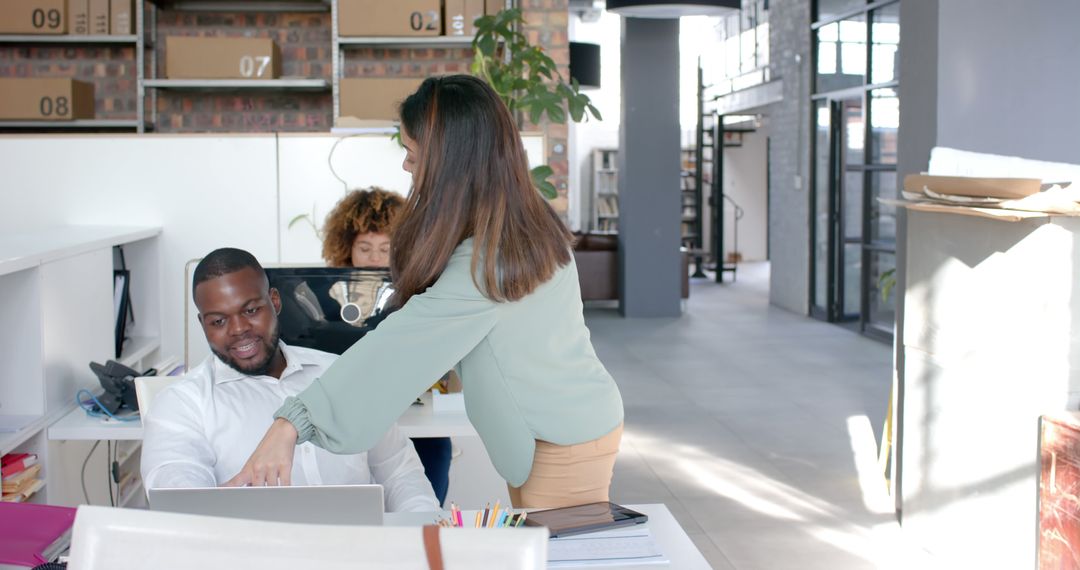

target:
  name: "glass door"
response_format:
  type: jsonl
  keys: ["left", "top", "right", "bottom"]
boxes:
{"left": 811, "top": 96, "right": 861, "bottom": 323}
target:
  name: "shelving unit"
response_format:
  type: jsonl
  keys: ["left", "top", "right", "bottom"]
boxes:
{"left": 0, "top": 0, "right": 144, "bottom": 132}
{"left": 0, "top": 225, "right": 162, "bottom": 506}
{"left": 142, "top": 79, "right": 330, "bottom": 90}
{"left": 337, "top": 36, "right": 475, "bottom": 48}
{"left": 0, "top": 119, "right": 142, "bottom": 130}
{"left": 680, "top": 147, "right": 702, "bottom": 249}
{"left": 0, "top": 35, "right": 138, "bottom": 44}
{"left": 2, "top": 0, "right": 512, "bottom": 131}
{"left": 590, "top": 148, "right": 619, "bottom": 234}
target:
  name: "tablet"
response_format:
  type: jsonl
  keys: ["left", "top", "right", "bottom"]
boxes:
{"left": 523, "top": 502, "right": 648, "bottom": 538}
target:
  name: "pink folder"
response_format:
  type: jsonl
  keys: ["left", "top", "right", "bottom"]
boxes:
{"left": 0, "top": 502, "right": 76, "bottom": 567}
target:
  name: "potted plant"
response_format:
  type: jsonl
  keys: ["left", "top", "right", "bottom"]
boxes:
{"left": 471, "top": 8, "right": 602, "bottom": 199}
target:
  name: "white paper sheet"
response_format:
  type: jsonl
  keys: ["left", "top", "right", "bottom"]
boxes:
{"left": 547, "top": 527, "right": 669, "bottom": 567}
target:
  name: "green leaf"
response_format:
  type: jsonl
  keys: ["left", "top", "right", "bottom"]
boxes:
{"left": 288, "top": 213, "right": 311, "bottom": 230}
{"left": 878, "top": 268, "right": 897, "bottom": 303}
{"left": 531, "top": 165, "right": 557, "bottom": 200}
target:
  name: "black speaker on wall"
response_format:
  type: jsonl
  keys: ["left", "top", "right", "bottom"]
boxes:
{"left": 569, "top": 41, "right": 601, "bottom": 89}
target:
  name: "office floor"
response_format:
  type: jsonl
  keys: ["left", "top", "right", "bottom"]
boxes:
{"left": 586, "top": 262, "right": 937, "bottom": 569}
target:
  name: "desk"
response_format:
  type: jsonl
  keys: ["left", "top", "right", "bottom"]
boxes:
{"left": 47, "top": 393, "right": 503, "bottom": 508}
{"left": 46, "top": 392, "right": 475, "bottom": 441}
{"left": 385, "top": 503, "right": 711, "bottom": 569}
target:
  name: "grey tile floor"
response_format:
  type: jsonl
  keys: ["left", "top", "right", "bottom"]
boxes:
{"left": 585, "top": 263, "right": 934, "bottom": 569}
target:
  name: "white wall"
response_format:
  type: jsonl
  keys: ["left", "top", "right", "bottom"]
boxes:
{"left": 721, "top": 127, "right": 769, "bottom": 262}
{"left": 936, "top": 0, "right": 1080, "bottom": 164}
{"left": 568, "top": 10, "right": 622, "bottom": 232}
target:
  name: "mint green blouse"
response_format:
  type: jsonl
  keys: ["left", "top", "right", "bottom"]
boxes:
{"left": 276, "top": 239, "right": 624, "bottom": 487}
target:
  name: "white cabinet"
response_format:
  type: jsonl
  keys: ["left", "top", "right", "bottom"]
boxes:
{"left": 0, "top": 225, "right": 161, "bottom": 506}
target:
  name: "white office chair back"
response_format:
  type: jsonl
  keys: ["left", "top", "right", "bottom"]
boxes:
{"left": 134, "top": 376, "right": 182, "bottom": 417}
{"left": 67, "top": 506, "right": 547, "bottom": 570}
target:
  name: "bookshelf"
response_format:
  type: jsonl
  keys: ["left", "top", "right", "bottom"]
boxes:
{"left": 591, "top": 148, "right": 619, "bottom": 234}
{"left": 0, "top": 226, "right": 162, "bottom": 506}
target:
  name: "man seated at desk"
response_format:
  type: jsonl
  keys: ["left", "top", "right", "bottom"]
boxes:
{"left": 140, "top": 247, "right": 438, "bottom": 512}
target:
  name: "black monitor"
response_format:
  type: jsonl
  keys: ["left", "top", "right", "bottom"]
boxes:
{"left": 265, "top": 266, "right": 394, "bottom": 355}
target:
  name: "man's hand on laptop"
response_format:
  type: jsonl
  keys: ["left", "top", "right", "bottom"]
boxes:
{"left": 224, "top": 418, "right": 299, "bottom": 487}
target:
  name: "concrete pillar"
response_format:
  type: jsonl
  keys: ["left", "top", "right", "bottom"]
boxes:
{"left": 617, "top": 16, "right": 681, "bottom": 318}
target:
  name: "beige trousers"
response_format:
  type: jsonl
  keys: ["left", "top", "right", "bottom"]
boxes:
{"left": 507, "top": 424, "right": 623, "bottom": 509}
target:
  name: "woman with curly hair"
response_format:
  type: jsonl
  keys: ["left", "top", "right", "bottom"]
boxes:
{"left": 321, "top": 187, "right": 404, "bottom": 269}
{"left": 320, "top": 187, "right": 454, "bottom": 507}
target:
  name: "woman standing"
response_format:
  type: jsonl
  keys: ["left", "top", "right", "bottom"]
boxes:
{"left": 229, "top": 75, "right": 624, "bottom": 508}
{"left": 321, "top": 187, "right": 454, "bottom": 507}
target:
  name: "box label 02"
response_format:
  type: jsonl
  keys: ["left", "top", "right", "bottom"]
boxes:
{"left": 409, "top": 9, "right": 438, "bottom": 33}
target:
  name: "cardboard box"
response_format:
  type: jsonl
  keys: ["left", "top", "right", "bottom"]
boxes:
{"left": 68, "top": 0, "right": 89, "bottom": 34}
{"left": 89, "top": 0, "right": 108, "bottom": 34}
{"left": 445, "top": 0, "right": 485, "bottom": 36}
{"left": 339, "top": 78, "right": 423, "bottom": 121}
{"left": 0, "top": 79, "right": 95, "bottom": 120}
{"left": 0, "top": 0, "right": 67, "bottom": 34}
{"left": 166, "top": 37, "right": 282, "bottom": 79}
{"left": 485, "top": 0, "right": 503, "bottom": 15}
{"left": 339, "top": 0, "right": 441, "bottom": 37}
{"left": 109, "top": 0, "right": 131, "bottom": 34}
{"left": 903, "top": 174, "right": 1043, "bottom": 200}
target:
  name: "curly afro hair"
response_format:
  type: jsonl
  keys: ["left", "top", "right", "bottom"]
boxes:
{"left": 321, "top": 187, "right": 406, "bottom": 267}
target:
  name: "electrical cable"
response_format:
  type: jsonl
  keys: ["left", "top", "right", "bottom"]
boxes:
{"left": 80, "top": 440, "right": 101, "bottom": 505}
{"left": 106, "top": 441, "right": 114, "bottom": 507}
{"left": 75, "top": 389, "right": 140, "bottom": 422}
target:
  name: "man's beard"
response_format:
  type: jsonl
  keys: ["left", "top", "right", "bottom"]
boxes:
{"left": 212, "top": 330, "right": 281, "bottom": 377}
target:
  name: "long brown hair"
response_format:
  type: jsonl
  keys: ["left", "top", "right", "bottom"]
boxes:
{"left": 391, "top": 75, "right": 572, "bottom": 307}
{"left": 321, "top": 187, "right": 405, "bottom": 267}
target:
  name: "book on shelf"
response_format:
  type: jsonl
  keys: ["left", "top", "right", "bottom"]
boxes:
{"left": 1, "top": 452, "right": 39, "bottom": 479}
{"left": 2, "top": 463, "right": 41, "bottom": 493}
{"left": 2, "top": 478, "right": 44, "bottom": 503}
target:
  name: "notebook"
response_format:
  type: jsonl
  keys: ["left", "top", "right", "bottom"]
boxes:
{"left": 0, "top": 502, "right": 76, "bottom": 567}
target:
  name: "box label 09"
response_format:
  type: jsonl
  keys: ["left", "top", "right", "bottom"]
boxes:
{"left": 32, "top": 8, "right": 62, "bottom": 30}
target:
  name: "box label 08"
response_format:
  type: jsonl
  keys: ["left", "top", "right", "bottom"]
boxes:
{"left": 39, "top": 95, "right": 70, "bottom": 117}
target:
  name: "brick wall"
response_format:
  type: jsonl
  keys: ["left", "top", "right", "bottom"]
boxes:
{"left": 0, "top": 0, "right": 570, "bottom": 211}
{"left": 0, "top": 44, "right": 138, "bottom": 120}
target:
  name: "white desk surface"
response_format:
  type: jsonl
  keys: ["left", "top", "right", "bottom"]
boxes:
{"left": 385, "top": 503, "right": 711, "bottom": 569}
{"left": 47, "top": 391, "right": 477, "bottom": 441}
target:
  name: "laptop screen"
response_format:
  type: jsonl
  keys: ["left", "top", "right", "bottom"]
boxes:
{"left": 265, "top": 267, "right": 394, "bottom": 355}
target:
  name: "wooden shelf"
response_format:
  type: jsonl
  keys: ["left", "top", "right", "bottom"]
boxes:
{"left": 0, "top": 226, "right": 160, "bottom": 277}
{"left": 339, "top": 36, "right": 475, "bottom": 48}
{"left": 142, "top": 78, "right": 330, "bottom": 90}
{"left": 146, "top": 0, "right": 329, "bottom": 12}
{"left": 0, "top": 34, "right": 137, "bottom": 44}
{"left": 118, "top": 336, "right": 161, "bottom": 369}
{"left": 0, "top": 119, "right": 140, "bottom": 130}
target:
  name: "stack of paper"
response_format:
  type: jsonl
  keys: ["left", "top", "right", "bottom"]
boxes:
{"left": 548, "top": 527, "right": 668, "bottom": 567}
{"left": 1, "top": 453, "right": 44, "bottom": 503}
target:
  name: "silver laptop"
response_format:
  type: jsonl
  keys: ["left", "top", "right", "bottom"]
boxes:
{"left": 148, "top": 484, "right": 384, "bottom": 526}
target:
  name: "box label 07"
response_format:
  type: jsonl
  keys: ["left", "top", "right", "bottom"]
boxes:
{"left": 239, "top": 55, "right": 272, "bottom": 78}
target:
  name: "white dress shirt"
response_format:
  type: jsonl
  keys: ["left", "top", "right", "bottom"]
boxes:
{"left": 140, "top": 342, "right": 439, "bottom": 512}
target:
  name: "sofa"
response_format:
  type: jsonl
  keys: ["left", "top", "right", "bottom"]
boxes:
{"left": 572, "top": 233, "right": 689, "bottom": 302}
